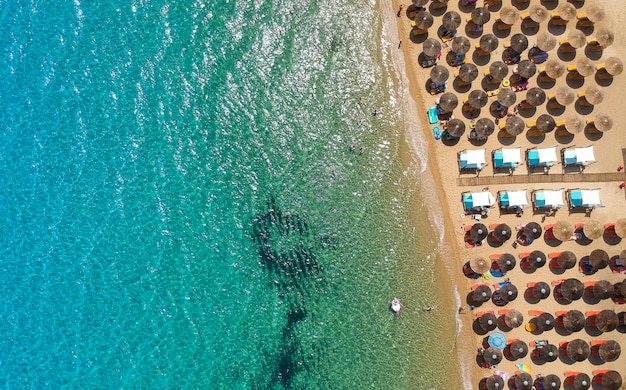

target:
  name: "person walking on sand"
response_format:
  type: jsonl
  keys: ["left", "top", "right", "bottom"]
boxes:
{"left": 398, "top": 40, "right": 402, "bottom": 49}
{"left": 397, "top": 4, "right": 403, "bottom": 17}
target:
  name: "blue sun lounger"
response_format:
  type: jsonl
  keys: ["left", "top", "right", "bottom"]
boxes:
{"left": 428, "top": 106, "right": 438, "bottom": 124}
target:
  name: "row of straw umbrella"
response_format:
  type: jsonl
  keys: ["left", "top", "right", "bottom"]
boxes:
{"left": 482, "top": 370, "right": 623, "bottom": 390}
{"left": 469, "top": 249, "right": 626, "bottom": 276}
{"left": 472, "top": 276, "right": 626, "bottom": 304}
{"left": 466, "top": 219, "right": 626, "bottom": 246}
{"left": 476, "top": 308, "right": 626, "bottom": 335}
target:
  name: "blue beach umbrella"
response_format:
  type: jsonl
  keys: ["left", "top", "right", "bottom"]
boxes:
{"left": 487, "top": 332, "right": 507, "bottom": 349}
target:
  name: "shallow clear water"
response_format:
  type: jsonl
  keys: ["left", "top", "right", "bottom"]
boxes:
{"left": 0, "top": 0, "right": 461, "bottom": 388}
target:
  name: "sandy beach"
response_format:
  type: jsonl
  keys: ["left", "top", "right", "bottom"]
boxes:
{"left": 391, "top": 0, "right": 626, "bottom": 388}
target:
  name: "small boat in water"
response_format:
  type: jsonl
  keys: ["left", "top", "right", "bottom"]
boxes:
{"left": 391, "top": 298, "right": 403, "bottom": 315}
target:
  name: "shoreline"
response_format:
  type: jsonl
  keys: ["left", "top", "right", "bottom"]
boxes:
{"left": 382, "top": 0, "right": 475, "bottom": 387}
{"left": 387, "top": 0, "right": 626, "bottom": 388}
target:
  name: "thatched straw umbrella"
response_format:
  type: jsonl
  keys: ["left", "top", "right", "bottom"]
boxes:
{"left": 621, "top": 250, "right": 626, "bottom": 262}
{"left": 564, "top": 115, "right": 585, "bottom": 134}
{"left": 470, "top": 223, "right": 488, "bottom": 241}
{"left": 527, "top": 250, "right": 546, "bottom": 268}
{"left": 471, "top": 7, "right": 491, "bottom": 25}
{"left": 485, "top": 375, "right": 504, "bottom": 390}
{"left": 574, "top": 58, "right": 594, "bottom": 77}
{"left": 470, "top": 256, "right": 491, "bottom": 274}
{"left": 593, "top": 113, "right": 613, "bottom": 132}
{"left": 499, "top": 7, "right": 519, "bottom": 25}
{"left": 438, "top": 92, "right": 458, "bottom": 113}
{"left": 423, "top": 38, "right": 442, "bottom": 57}
{"left": 605, "top": 57, "right": 624, "bottom": 76}
{"left": 599, "top": 340, "right": 621, "bottom": 362}
{"left": 479, "top": 312, "right": 498, "bottom": 331}
{"left": 489, "top": 61, "right": 508, "bottom": 80}
{"left": 414, "top": 12, "right": 434, "bottom": 30}
{"left": 497, "top": 253, "right": 516, "bottom": 272}
{"left": 566, "top": 338, "right": 590, "bottom": 362}
{"left": 468, "top": 90, "right": 488, "bottom": 109}
{"left": 537, "top": 312, "right": 555, "bottom": 331}
{"left": 560, "top": 278, "right": 584, "bottom": 301}
{"left": 442, "top": 11, "right": 461, "bottom": 31}
{"left": 586, "top": 6, "right": 605, "bottom": 23}
{"left": 583, "top": 85, "right": 604, "bottom": 105}
{"left": 517, "top": 60, "right": 536, "bottom": 79}
{"left": 475, "top": 118, "right": 495, "bottom": 137}
{"left": 528, "top": 5, "right": 549, "bottom": 23}
{"left": 544, "top": 59, "right": 565, "bottom": 79}
{"left": 536, "top": 114, "right": 556, "bottom": 133}
{"left": 541, "top": 375, "right": 561, "bottom": 390}
{"left": 497, "top": 88, "right": 516, "bottom": 107}
{"left": 510, "top": 34, "right": 528, "bottom": 53}
{"left": 596, "top": 310, "right": 619, "bottom": 332}
{"left": 458, "top": 63, "right": 478, "bottom": 83}
{"left": 452, "top": 36, "right": 471, "bottom": 54}
{"left": 589, "top": 249, "right": 609, "bottom": 270}
{"left": 446, "top": 119, "right": 466, "bottom": 137}
{"left": 615, "top": 218, "right": 626, "bottom": 238}
{"left": 526, "top": 88, "right": 546, "bottom": 107}
{"left": 536, "top": 32, "right": 557, "bottom": 52}
{"left": 504, "top": 309, "right": 523, "bottom": 328}
{"left": 582, "top": 219, "right": 603, "bottom": 240}
{"left": 474, "top": 285, "right": 492, "bottom": 302}
{"left": 430, "top": 65, "right": 449, "bottom": 84}
{"left": 563, "top": 310, "right": 585, "bottom": 332}
{"left": 567, "top": 30, "right": 587, "bottom": 49}
{"left": 553, "top": 220, "right": 574, "bottom": 241}
{"left": 556, "top": 251, "right": 576, "bottom": 269}
{"left": 478, "top": 34, "right": 499, "bottom": 53}
{"left": 531, "top": 281, "right": 550, "bottom": 299}
{"left": 555, "top": 87, "right": 575, "bottom": 106}
{"left": 558, "top": 3, "right": 577, "bottom": 22}
{"left": 593, "top": 281, "right": 613, "bottom": 300}
{"left": 524, "top": 222, "right": 542, "bottom": 239}
{"left": 504, "top": 116, "right": 524, "bottom": 136}
{"left": 412, "top": 0, "right": 428, "bottom": 5}
{"left": 573, "top": 373, "right": 591, "bottom": 390}
{"left": 492, "top": 223, "right": 512, "bottom": 242}
{"left": 515, "top": 373, "right": 533, "bottom": 390}
{"left": 601, "top": 371, "right": 622, "bottom": 390}
{"left": 596, "top": 28, "right": 615, "bottom": 48}
{"left": 508, "top": 340, "right": 528, "bottom": 359}
{"left": 483, "top": 347, "right": 502, "bottom": 365}
{"left": 583, "top": 219, "right": 604, "bottom": 240}
{"left": 539, "top": 344, "right": 558, "bottom": 362}
{"left": 499, "top": 283, "right": 518, "bottom": 302}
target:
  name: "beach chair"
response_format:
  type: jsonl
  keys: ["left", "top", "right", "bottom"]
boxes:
{"left": 489, "top": 253, "right": 502, "bottom": 260}
{"left": 472, "top": 282, "right": 490, "bottom": 291}
{"left": 577, "top": 13, "right": 594, "bottom": 27}
{"left": 551, "top": 279, "right": 565, "bottom": 286}
{"left": 548, "top": 251, "right": 560, "bottom": 259}
{"left": 529, "top": 339, "right": 548, "bottom": 347}
{"left": 564, "top": 372, "right": 582, "bottom": 385}
{"left": 593, "top": 370, "right": 610, "bottom": 384}
{"left": 604, "top": 223, "right": 617, "bottom": 237}
{"left": 551, "top": 13, "right": 568, "bottom": 26}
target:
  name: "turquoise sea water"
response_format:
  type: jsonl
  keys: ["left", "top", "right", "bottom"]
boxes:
{"left": 0, "top": 1, "right": 462, "bottom": 388}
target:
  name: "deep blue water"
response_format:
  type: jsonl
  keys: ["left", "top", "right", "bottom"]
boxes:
{"left": 0, "top": 1, "right": 460, "bottom": 388}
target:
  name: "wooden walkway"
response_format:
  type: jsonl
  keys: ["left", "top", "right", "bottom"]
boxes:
{"left": 457, "top": 172, "right": 626, "bottom": 187}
